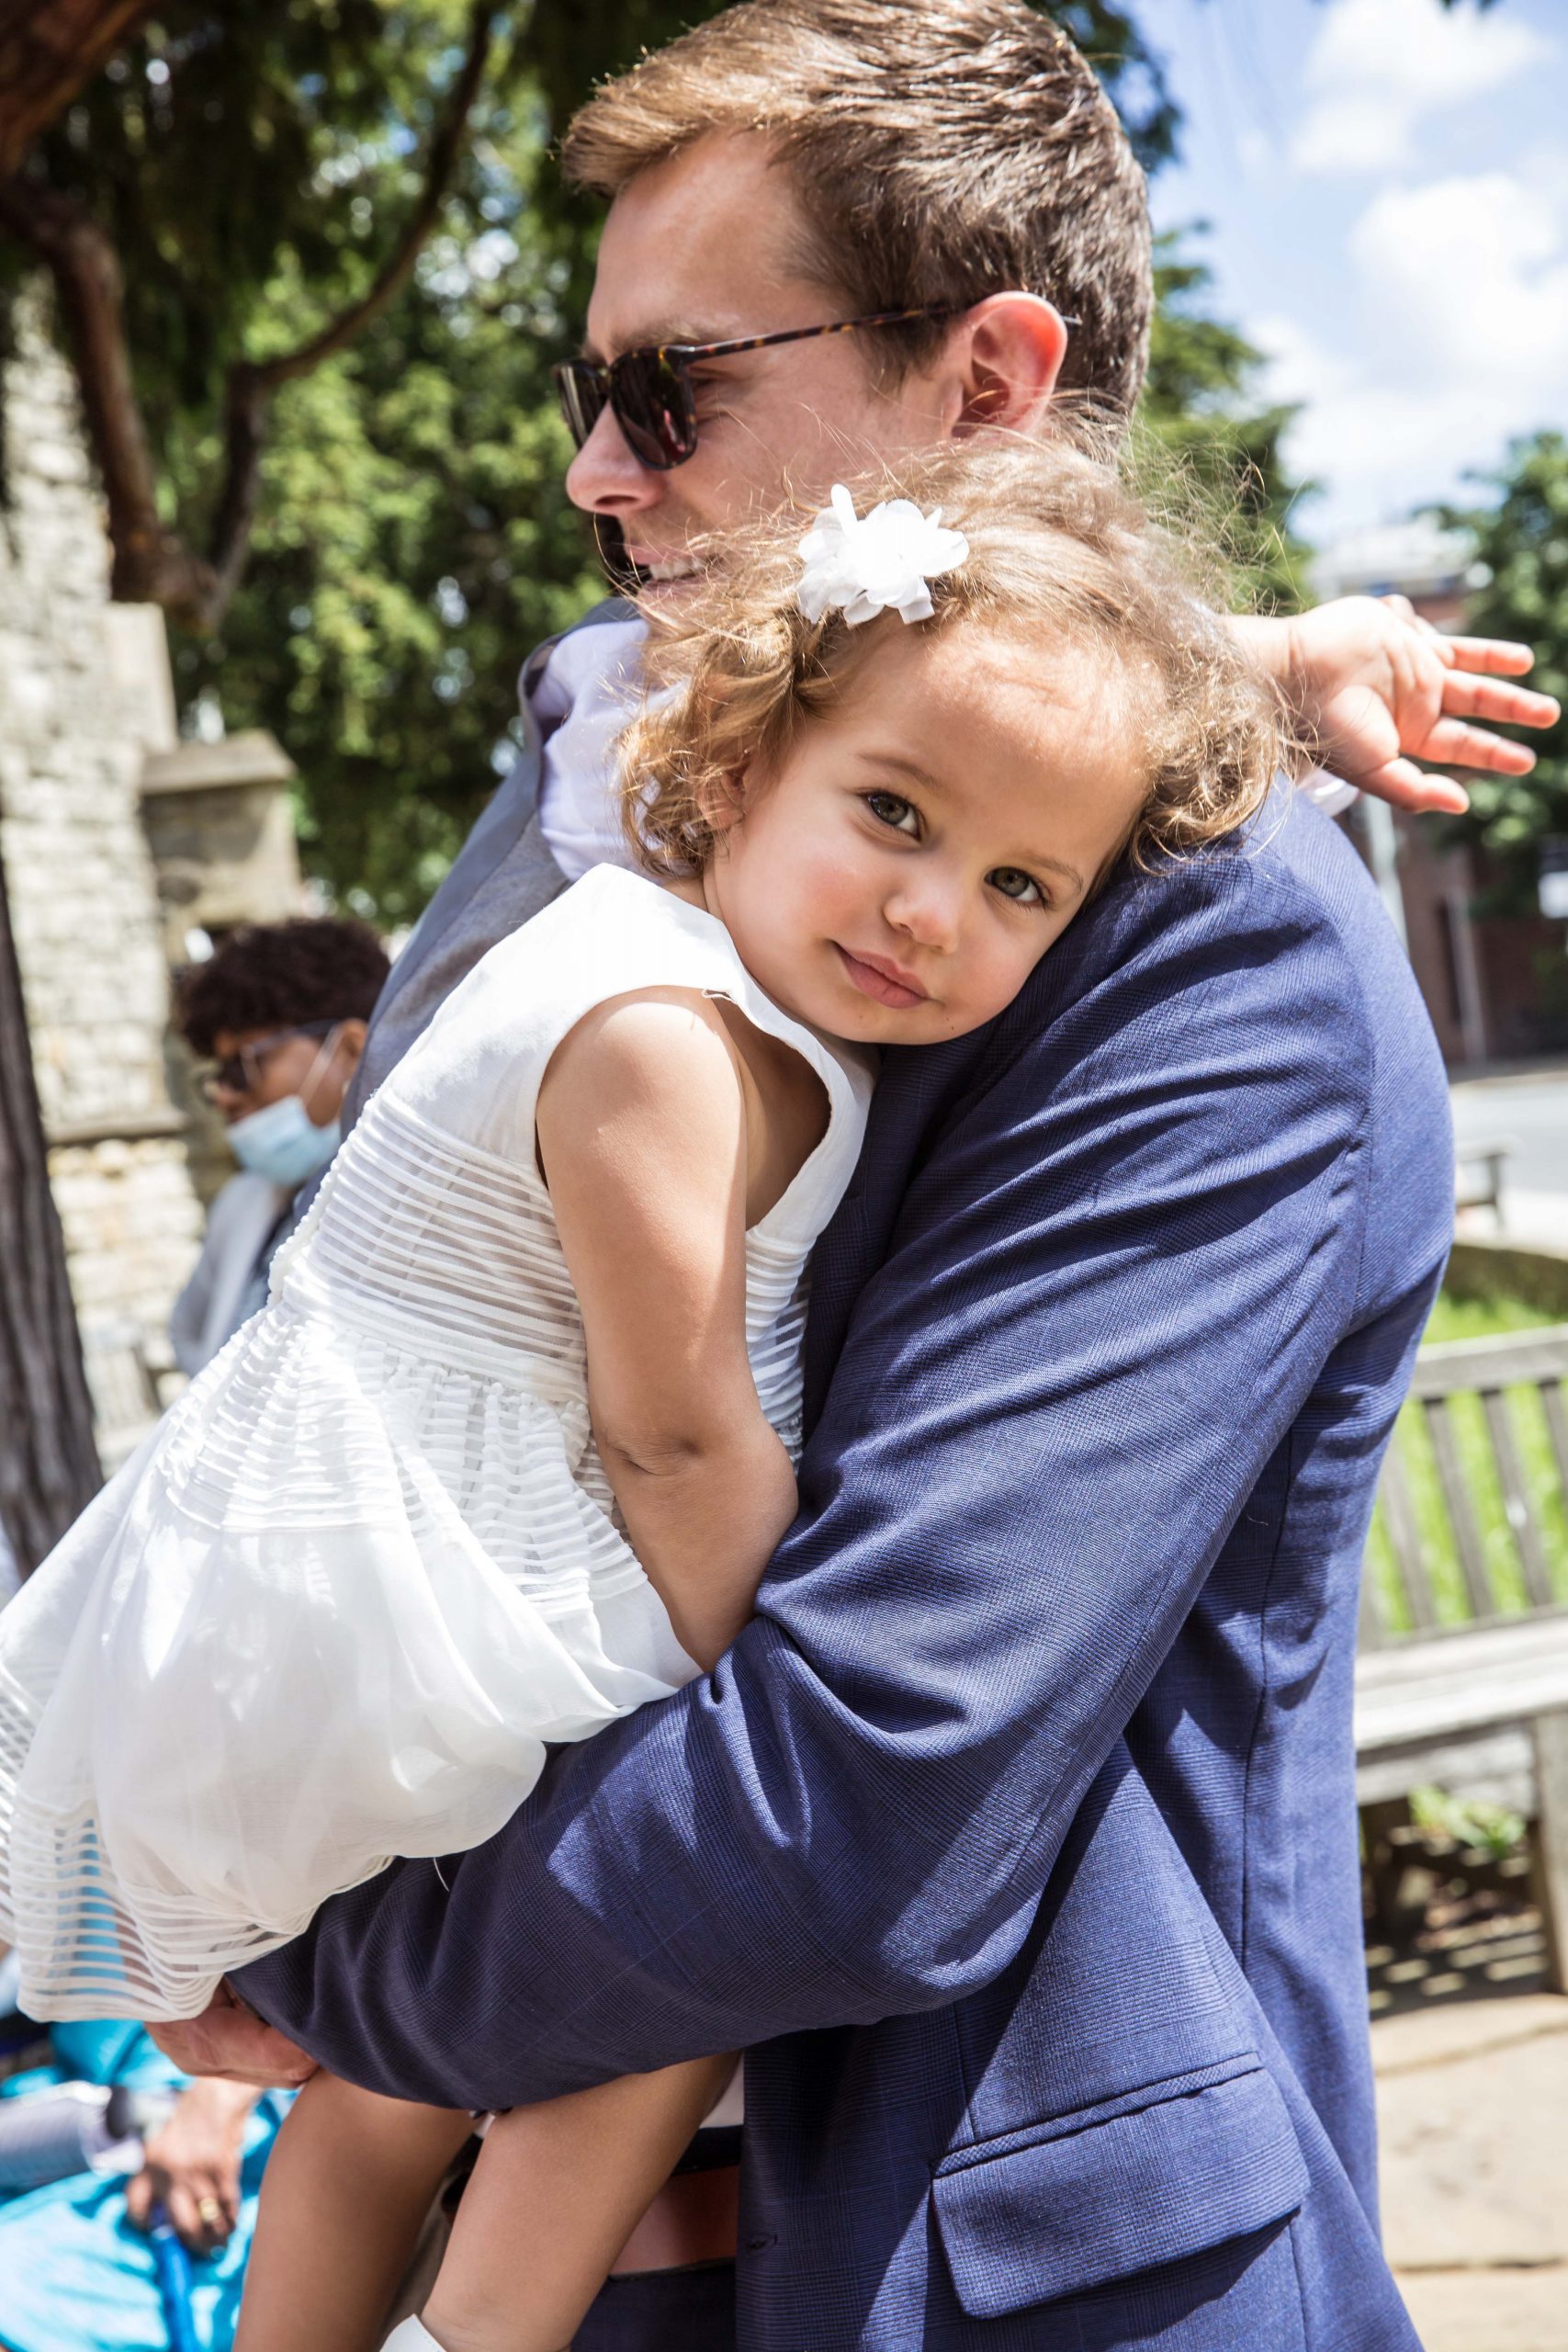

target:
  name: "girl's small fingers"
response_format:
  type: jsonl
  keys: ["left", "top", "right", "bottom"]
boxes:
{"left": 1420, "top": 718, "right": 1537, "bottom": 774}
{"left": 1354, "top": 759, "right": 1470, "bottom": 813}
{"left": 1441, "top": 635, "right": 1538, "bottom": 676}
{"left": 1440, "top": 674, "right": 1561, "bottom": 728}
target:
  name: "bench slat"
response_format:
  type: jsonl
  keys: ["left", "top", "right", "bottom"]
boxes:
{"left": 1378, "top": 1442, "right": 1437, "bottom": 1631}
{"left": 1354, "top": 1604, "right": 1568, "bottom": 1748}
{"left": 1408, "top": 1329, "right": 1568, "bottom": 1401}
{"left": 1356, "top": 1724, "right": 1533, "bottom": 1812}
{"left": 1423, "top": 1396, "right": 1495, "bottom": 1621}
{"left": 1543, "top": 1379, "right": 1568, "bottom": 1506}
{"left": 1483, "top": 1386, "right": 1556, "bottom": 1610}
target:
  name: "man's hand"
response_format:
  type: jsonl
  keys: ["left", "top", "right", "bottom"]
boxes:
{"left": 1232, "top": 595, "right": 1560, "bottom": 812}
{"left": 123, "top": 2076, "right": 258, "bottom": 2253}
{"left": 146, "top": 1977, "right": 319, "bottom": 2091}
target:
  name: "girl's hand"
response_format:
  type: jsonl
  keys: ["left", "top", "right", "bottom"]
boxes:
{"left": 124, "top": 2076, "right": 259, "bottom": 2252}
{"left": 146, "top": 1977, "right": 319, "bottom": 2090}
{"left": 1232, "top": 597, "right": 1560, "bottom": 811}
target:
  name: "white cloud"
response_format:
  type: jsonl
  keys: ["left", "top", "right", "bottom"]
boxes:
{"left": 1250, "top": 164, "right": 1568, "bottom": 537}
{"left": 1250, "top": 312, "right": 1356, "bottom": 411}
{"left": 1348, "top": 172, "right": 1568, "bottom": 380}
{"left": 1292, "top": 0, "right": 1551, "bottom": 176}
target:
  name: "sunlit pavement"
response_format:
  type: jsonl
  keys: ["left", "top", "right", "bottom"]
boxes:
{"left": 1451, "top": 1066, "right": 1568, "bottom": 1256}
{"left": 1376, "top": 1975, "right": 1568, "bottom": 2350}
{"left": 1382, "top": 1069, "right": 1568, "bottom": 2345}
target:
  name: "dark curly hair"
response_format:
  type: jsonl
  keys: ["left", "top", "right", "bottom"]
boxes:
{"left": 175, "top": 919, "right": 389, "bottom": 1058}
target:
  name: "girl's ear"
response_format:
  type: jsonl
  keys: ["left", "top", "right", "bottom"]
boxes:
{"left": 698, "top": 766, "right": 750, "bottom": 836}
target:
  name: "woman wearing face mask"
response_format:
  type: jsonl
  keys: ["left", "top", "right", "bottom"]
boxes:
{"left": 171, "top": 919, "right": 389, "bottom": 1375}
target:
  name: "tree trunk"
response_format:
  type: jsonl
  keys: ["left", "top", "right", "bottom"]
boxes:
{"left": 0, "top": 0, "right": 160, "bottom": 177}
{"left": 0, "top": 845, "right": 100, "bottom": 1574}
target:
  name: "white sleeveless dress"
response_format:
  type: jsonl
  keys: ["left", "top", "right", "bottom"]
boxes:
{"left": 0, "top": 867, "right": 873, "bottom": 2021}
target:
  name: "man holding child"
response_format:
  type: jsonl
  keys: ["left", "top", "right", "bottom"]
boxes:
{"left": 155, "top": 5, "right": 1557, "bottom": 2345}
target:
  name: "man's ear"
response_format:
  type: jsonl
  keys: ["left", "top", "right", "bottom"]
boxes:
{"left": 944, "top": 293, "right": 1070, "bottom": 438}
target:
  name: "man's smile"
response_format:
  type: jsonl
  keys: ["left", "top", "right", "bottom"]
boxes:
{"left": 625, "top": 550, "right": 703, "bottom": 586}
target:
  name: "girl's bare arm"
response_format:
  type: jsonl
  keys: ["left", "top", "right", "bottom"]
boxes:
{"left": 536, "top": 989, "right": 800, "bottom": 1670}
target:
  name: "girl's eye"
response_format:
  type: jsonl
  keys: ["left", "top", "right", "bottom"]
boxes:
{"left": 988, "top": 866, "right": 1044, "bottom": 906}
{"left": 864, "top": 792, "right": 920, "bottom": 837}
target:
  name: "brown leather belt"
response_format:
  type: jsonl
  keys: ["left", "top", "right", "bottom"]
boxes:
{"left": 610, "top": 2164, "right": 740, "bottom": 2273}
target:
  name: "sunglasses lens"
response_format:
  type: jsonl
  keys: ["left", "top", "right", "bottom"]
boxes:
{"left": 612, "top": 349, "right": 697, "bottom": 469}
{"left": 553, "top": 361, "right": 606, "bottom": 452}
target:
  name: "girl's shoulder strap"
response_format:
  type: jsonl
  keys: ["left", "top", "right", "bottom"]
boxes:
{"left": 386, "top": 866, "right": 870, "bottom": 1210}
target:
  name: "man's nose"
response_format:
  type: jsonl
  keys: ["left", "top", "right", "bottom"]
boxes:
{"left": 564, "top": 401, "right": 664, "bottom": 517}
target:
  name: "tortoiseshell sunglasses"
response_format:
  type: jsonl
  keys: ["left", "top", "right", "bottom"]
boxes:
{"left": 552, "top": 306, "right": 964, "bottom": 471}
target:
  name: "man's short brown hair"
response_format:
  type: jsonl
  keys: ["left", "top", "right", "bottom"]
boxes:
{"left": 563, "top": 0, "right": 1154, "bottom": 424}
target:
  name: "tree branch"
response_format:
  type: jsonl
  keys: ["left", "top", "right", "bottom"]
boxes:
{"left": 205, "top": 1, "right": 498, "bottom": 614}
{"left": 0, "top": 0, "right": 498, "bottom": 632}
{"left": 0, "top": 0, "right": 161, "bottom": 178}
{"left": 0, "top": 173, "right": 218, "bottom": 619}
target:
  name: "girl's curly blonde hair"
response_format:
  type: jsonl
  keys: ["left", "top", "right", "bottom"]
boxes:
{"left": 622, "top": 437, "right": 1294, "bottom": 884}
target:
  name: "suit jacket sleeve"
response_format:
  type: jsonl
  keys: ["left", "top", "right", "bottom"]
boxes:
{"left": 235, "top": 856, "right": 1402, "bottom": 2109}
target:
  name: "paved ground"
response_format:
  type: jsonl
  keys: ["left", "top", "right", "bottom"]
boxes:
{"left": 1377, "top": 1986, "right": 1568, "bottom": 2350}
{"left": 1380, "top": 1067, "right": 1568, "bottom": 2345}
{"left": 1451, "top": 1067, "right": 1568, "bottom": 1252}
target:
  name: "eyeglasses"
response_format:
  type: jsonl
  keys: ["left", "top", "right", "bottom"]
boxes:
{"left": 197, "top": 1022, "right": 338, "bottom": 1102}
{"left": 553, "top": 307, "right": 965, "bottom": 472}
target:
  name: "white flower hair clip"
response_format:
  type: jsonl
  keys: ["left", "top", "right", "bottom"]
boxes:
{"left": 796, "top": 483, "right": 970, "bottom": 628}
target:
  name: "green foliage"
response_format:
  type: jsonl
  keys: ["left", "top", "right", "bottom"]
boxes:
{"left": 1423, "top": 1288, "right": 1562, "bottom": 1346}
{"left": 1408, "top": 1786, "right": 1525, "bottom": 1860}
{"left": 1438, "top": 431, "right": 1568, "bottom": 873}
{"left": 4, "top": 0, "right": 716, "bottom": 922}
{"left": 2, "top": 0, "right": 1304, "bottom": 922}
{"left": 1134, "top": 235, "right": 1309, "bottom": 615}
{"left": 1363, "top": 1283, "right": 1568, "bottom": 1638}
{"left": 1366, "top": 1375, "right": 1568, "bottom": 1637}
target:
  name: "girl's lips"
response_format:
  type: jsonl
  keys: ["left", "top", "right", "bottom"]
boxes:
{"left": 834, "top": 944, "right": 929, "bottom": 1009}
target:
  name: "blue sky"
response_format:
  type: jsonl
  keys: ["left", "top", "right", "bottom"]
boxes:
{"left": 1134, "top": 0, "right": 1567, "bottom": 548}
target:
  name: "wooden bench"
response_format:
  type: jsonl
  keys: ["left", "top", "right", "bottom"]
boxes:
{"left": 1453, "top": 1138, "right": 1512, "bottom": 1223}
{"left": 1356, "top": 1324, "right": 1568, "bottom": 1990}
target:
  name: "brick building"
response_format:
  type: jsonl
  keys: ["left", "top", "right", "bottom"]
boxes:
{"left": 1314, "top": 519, "right": 1568, "bottom": 1068}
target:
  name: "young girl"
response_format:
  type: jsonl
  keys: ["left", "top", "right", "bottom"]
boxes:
{"left": 0, "top": 438, "right": 1287, "bottom": 2349}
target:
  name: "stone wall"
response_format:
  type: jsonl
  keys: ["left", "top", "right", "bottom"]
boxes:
{"left": 0, "top": 301, "right": 203, "bottom": 1425}
{"left": 141, "top": 730, "right": 308, "bottom": 1205}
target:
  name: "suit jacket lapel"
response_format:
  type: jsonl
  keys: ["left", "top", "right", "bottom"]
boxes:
{"left": 803, "top": 1027, "right": 995, "bottom": 1429}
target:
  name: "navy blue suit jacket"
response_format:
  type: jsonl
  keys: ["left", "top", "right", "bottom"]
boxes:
{"left": 240, "top": 789, "right": 1450, "bottom": 2349}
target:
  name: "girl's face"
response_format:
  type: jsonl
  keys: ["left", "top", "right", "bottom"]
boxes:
{"left": 697, "top": 620, "right": 1151, "bottom": 1046}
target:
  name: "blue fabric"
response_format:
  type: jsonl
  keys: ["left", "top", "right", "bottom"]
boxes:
{"left": 0, "top": 2025, "right": 288, "bottom": 2352}
{"left": 239, "top": 788, "right": 1450, "bottom": 2349}
{"left": 576, "top": 2263, "right": 737, "bottom": 2350}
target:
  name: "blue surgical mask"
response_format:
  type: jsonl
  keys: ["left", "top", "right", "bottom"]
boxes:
{"left": 227, "top": 1093, "right": 341, "bottom": 1190}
